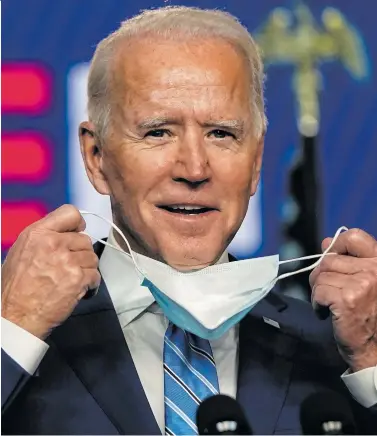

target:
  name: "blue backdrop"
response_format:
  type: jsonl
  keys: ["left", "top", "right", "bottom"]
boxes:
{"left": 2, "top": 0, "right": 377, "bottom": 260}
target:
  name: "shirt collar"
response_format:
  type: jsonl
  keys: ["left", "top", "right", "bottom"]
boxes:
{"left": 99, "top": 229, "right": 229, "bottom": 327}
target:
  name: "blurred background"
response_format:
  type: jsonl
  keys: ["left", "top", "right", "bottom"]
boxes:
{"left": 2, "top": 0, "right": 377, "bottom": 300}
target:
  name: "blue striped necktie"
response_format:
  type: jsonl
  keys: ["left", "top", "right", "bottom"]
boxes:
{"left": 164, "top": 323, "right": 220, "bottom": 435}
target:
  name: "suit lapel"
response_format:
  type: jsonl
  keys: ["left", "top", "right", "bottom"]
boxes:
{"left": 49, "top": 247, "right": 160, "bottom": 435}
{"left": 236, "top": 294, "right": 298, "bottom": 435}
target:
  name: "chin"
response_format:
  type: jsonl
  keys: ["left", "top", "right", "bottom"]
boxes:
{"left": 157, "top": 236, "right": 226, "bottom": 271}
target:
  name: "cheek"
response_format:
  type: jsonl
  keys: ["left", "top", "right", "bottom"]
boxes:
{"left": 103, "top": 147, "right": 173, "bottom": 200}
{"left": 213, "top": 151, "right": 254, "bottom": 195}
{"left": 211, "top": 151, "right": 256, "bottom": 226}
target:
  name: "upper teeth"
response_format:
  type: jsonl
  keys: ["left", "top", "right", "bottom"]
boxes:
{"left": 170, "top": 205, "right": 204, "bottom": 210}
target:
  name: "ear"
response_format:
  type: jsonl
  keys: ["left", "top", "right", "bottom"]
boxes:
{"left": 250, "top": 135, "right": 265, "bottom": 197}
{"left": 79, "top": 121, "right": 111, "bottom": 195}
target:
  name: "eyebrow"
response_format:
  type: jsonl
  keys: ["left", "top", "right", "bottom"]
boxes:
{"left": 137, "top": 117, "right": 245, "bottom": 133}
{"left": 137, "top": 117, "right": 180, "bottom": 130}
{"left": 202, "top": 120, "right": 245, "bottom": 133}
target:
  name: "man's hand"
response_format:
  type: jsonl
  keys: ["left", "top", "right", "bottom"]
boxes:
{"left": 310, "top": 228, "right": 377, "bottom": 372}
{"left": 1, "top": 205, "right": 101, "bottom": 340}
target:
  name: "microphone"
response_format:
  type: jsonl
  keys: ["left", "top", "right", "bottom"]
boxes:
{"left": 196, "top": 394, "right": 253, "bottom": 435}
{"left": 300, "top": 391, "right": 357, "bottom": 435}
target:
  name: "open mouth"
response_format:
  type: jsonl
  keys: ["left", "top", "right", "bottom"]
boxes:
{"left": 157, "top": 205, "right": 217, "bottom": 215}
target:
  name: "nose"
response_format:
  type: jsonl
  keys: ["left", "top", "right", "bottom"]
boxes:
{"left": 172, "top": 133, "right": 210, "bottom": 188}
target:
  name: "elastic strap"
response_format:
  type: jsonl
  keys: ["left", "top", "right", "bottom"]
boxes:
{"left": 276, "top": 226, "right": 348, "bottom": 281}
{"left": 79, "top": 210, "right": 144, "bottom": 275}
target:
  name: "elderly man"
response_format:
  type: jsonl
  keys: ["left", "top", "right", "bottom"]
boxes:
{"left": 2, "top": 6, "right": 377, "bottom": 435}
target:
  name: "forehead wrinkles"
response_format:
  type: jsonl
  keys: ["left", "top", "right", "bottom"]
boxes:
{"left": 111, "top": 36, "right": 252, "bottom": 122}
{"left": 149, "top": 83, "right": 239, "bottom": 105}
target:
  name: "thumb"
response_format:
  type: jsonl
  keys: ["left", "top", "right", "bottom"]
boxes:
{"left": 36, "top": 205, "right": 86, "bottom": 233}
{"left": 321, "top": 237, "right": 333, "bottom": 252}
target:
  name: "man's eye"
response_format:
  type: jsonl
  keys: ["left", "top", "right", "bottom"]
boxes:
{"left": 209, "top": 129, "right": 235, "bottom": 139}
{"left": 145, "top": 129, "right": 170, "bottom": 138}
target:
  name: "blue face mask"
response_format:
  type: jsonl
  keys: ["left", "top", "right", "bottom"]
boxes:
{"left": 133, "top": 249, "right": 281, "bottom": 340}
{"left": 80, "top": 211, "right": 347, "bottom": 340}
{"left": 141, "top": 275, "right": 276, "bottom": 340}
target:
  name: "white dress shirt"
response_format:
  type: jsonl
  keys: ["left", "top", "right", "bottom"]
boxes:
{"left": 2, "top": 230, "right": 377, "bottom": 432}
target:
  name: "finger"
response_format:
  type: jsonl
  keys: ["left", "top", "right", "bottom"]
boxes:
{"left": 36, "top": 205, "right": 86, "bottom": 233}
{"left": 62, "top": 232, "right": 93, "bottom": 252}
{"left": 309, "top": 266, "right": 321, "bottom": 289}
{"left": 311, "top": 284, "right": 341, "bottom": 320}
{"left": 312, "top": 272, "right": 361, "bottom": 307}
{"left": 315, "top": 271, "right": 357, "bottom": 289}
{"left": 318, "top": 254, "right": 374, "bottom": 275}
{"left": 311, "top": 272, "right": 343, "bottom": 307}
{"left": 83, "top": 285, "right": 100, "bottom": 299}
{"left": 82, "top": 268, "right": 101, "bottom": 291}
{"left": 71, "top": 251, "right": 99, "bottom": 269}
{"left": 321, "top": 237, "right": 333, "bottom": 252}
{"left": 312, "top": 282, "right": 342, "bottom": 307}
{"left": 311, "top": 270, "right": 350, "bottom": 320}
{"left": 84, "top": 270, "right": 101, "bottom": 300}
{"left": 322, "top": 228, "right": 377, "bottom": 258}
{"left": 309, "top": 263, "right": 352, "bottom": 291}
{"left": 311, "top": 272, "right": 349, "bottom": 319}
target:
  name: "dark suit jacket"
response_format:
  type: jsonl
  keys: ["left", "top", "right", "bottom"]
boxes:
{"left": 2, "top": 242, "right": 377, "bottom": 434}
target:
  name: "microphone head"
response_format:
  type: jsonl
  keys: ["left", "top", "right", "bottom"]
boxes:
{"left": 300, "top": 391, "right": 357, "bottom": 435}
{"left": 196, "top": 394, "right": 252, "bottom": 435}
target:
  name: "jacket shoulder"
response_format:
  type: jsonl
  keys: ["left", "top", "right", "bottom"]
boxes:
{"left": 243, "top": 291, "right": 346, "bottom": 371}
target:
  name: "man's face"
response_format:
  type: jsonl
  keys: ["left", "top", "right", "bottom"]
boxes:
{"left": 81, "top": 37, "right": 264, "bottom": 270}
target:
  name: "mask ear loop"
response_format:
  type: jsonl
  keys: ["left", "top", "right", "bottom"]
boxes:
{"left": 79, "top": 210, "right": 144, "bottom": 276}
{"left": 276, "top": 226, "right": 349, "bottom": 282}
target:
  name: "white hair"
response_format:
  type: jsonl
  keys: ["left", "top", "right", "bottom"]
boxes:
{"left": 87, "top": 6, "right": 267, "bottom": 142}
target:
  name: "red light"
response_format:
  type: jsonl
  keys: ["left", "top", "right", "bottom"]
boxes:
{"left": 2, "top": 63, "right": 52, "bottom": 114}
{"left": 2, "top": 132, "right": 52, "bottom": 182}
{"left": 1, "top": 202, "right": 48, "bottom": 248}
